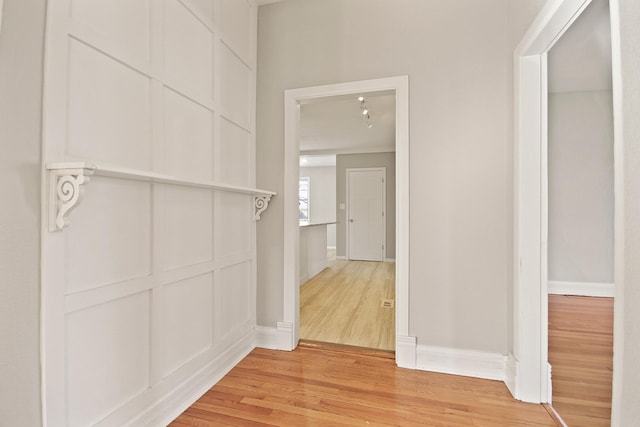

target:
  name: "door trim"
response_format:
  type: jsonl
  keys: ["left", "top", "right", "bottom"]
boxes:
{"left": 512, "top": 0, "right": 621, "bottom": 404}
{"left": 281, "top": 76, "right": 410, "bottom": 357}
{"left": 346, "top": 167, "right": 386, "bottom": 262}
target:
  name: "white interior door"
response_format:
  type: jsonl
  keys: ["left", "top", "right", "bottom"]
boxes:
{"left": 347, "top": 168, "right": 385, "bottom": 261}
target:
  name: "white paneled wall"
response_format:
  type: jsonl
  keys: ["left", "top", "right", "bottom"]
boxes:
{"left": 41, "top": 1, "right": 258, "bottom": 425}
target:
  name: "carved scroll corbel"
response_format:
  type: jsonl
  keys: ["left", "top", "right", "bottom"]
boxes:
{"left": 254, "top": 195, "right": 272, "bottom": 220}
{"left": 49, "top": 166, "right": 95, "bottom": 231}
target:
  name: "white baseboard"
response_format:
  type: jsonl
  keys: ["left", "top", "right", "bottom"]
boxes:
{"left": 416, "top": 345, "right": 507, "bottom": 382}
{"left": 255, "top": 322, "right": 296, "bottom": 351}
{"left": 504, "top": 353, "right": 517, "bottom": 398}
{"left": 336, "top": 255, "right": 347, "bottom": 260}
{"left": 299, "top": 273, "right": 310, "bottom": 286}
{"left": 395, "top": 335, "right": 417, "bottom": 369}
{"left": 503, "top": 354, "right": 552, "bottom": 403}
{"left": 548, "top": 280, "right": 614, "bottom": 297}
{"left": 384, "top": 258, "right": 396, "bottom": 262}
{"left": 255, "top": 325, "right": 279, "bottom": 349}
{"left": 123, "top": 329, "right": 254, "bottom": 427}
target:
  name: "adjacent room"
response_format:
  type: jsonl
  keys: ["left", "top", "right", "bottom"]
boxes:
{"left": 297, "top": 92, "right": 397, "bottom": 351}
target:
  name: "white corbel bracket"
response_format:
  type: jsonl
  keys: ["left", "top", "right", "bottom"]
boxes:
{"left": 47, "top": 161, "right": 276, "bottom": 230}
{"left": 48, "top": 164, "right": 95, "bottom": 231}
{"left": 254, "top": 195, "right": 272, "bottom": 220}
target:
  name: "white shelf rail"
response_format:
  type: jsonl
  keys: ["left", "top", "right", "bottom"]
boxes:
{"left": 47, "top": 162, "right": 276, "bottom": 231}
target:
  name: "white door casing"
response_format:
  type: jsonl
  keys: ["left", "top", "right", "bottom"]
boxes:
{"left": 511, "top": 0, "right": 624, "bottom": 406}
{"left": 281, "top": 76, "right": 411, "bottom": 363}
{"left": 347, "top": 168, "right": 385, "bottom": 262}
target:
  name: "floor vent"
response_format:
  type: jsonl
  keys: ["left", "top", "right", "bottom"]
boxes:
{"left": 381, "top": 299, "right": 394, "bottom": 309}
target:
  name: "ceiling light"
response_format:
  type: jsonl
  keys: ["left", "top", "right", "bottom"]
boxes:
{"left": 359, "top": 97, "right": 373, "bottom": 129}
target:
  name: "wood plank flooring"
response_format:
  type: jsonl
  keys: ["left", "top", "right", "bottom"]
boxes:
{"left": 171, "top": 342, "right": 558, "bottom": 426}
{"left": 548, "top": 295, "right": 614, "bottom": 427}
{"left": 300, "top": 260, "right": 395, "bottom": 351}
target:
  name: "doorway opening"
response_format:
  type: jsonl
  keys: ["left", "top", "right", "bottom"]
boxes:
{"left": 297, "top": 93, "right": 395, "bottom": 351}
{"left": 513, "top": 0, "right": 620, "bottom": 414}
{"left": 546, "top": 0, "right": 614, "bottom": 424}
{"left": 281, "top": 76, "right": 409, "bottom": 362}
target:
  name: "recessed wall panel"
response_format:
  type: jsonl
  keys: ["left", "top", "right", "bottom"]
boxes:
{"left": 214, "top": 193, "right": 250, "bottom": 258}
{"left": 162, "top": 273, "right": 213, "bottom": 377}
{"left": 66, "top": 178, "right": 151, "bottom": 294}
{"left": 219, "top": 118, "right": 250, "bottom": 186}
{"left": 163, "top": 88, "right": 214, "bottom": 181}
{"left": 67, "top": 40, "right": 151, "bottom": 169}
{"left": 215, "top": 262, "right": 251, "bottom": 341}
{"left": 66, "top": 291, "right": 150, "bottom": 426}
{"left": 70, "top": 0, "right": 151, "bottom": 62}
{"left": 164, "top": 0, "right": 214, "bottom": 100}
{"left": 220, "top": 44, "right": 250, "bottom": 129}
{"left": 159, "top": 186, "right": 213, "bottom": 271}
{"left": 218, "top": 0, "right": 251, "bottom": 61}
{"left": 186, "top": 0, "right": 214, "bottom": 25}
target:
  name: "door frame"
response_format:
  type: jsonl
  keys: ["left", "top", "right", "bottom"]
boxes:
{"left": 513, "top": 0, "right": 622, "bottom": 406}
{"left": 281, "top": 76, "right": 410, "bottom": 362}
{"left": 346, "top": 167, "right": 386, "bottom": 262}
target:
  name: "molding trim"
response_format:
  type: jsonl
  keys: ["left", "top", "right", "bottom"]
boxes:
{"left": 395, "top": 335, "right": 417, "bottom": 369}
{"left": 505, "top": 353, "right": 518, "bottom": 397}
{"left": 513, "top": 0, "right": 595, "bottom": 404}
{"left": 548, "top": 280, "right": 615, "bottom": 297}
{"left": 416, "top": 345, "right": 507, "bottom": 382}
{"left": 299, "top": 273, "right": 310, "bottom": 286}
{"left": 117, "top": 330, "right": 254, "bottom": 427}
{"left": 336, "top": 255, "right": 347, "bottom": 260}
{"left": 385, "top": 258, "right": 396, "bottom": 263}
{"left": 255, "top": 326, "right": 278, "bottom": 350}
{"left": 255, "top": 323, "right": 296, "bottom": 351}
{"left": 301, "top": 146, "right": 395, "bottom": 156}
{"left": 546, "top": 362, "right": 553, "bottom": 403}
{"left": 283, "top": 76, "right": 410, "bottom": 355}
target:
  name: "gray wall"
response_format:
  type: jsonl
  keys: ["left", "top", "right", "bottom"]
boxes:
{"left": 0, "top": 0, "right": 46, "bottom": 424}
{"left": 616, "top": 0, "right": 640, "bottom": 424}
{"left": 336, "top": 153, "right": 395, "bottom": 260}
{"left": 548, "top": 91, "right": 614, "bottom": 283}
{"left": 256, "top": 0, "right": 545, "bottom": 354}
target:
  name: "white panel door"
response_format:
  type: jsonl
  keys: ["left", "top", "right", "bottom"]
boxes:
{"left": 347, "top": 168, "right": 385, "bottom": 261}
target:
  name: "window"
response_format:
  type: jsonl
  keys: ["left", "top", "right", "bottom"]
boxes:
{"left": 299, "top": 176, "right": 310, "bottom": 224}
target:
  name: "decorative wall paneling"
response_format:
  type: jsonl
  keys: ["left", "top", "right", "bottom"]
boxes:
{"left": 41, "top": 1, "right": 267, "bottom": 425}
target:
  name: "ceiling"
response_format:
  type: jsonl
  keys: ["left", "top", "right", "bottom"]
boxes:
{"left": 299, "top": 91, "right": 396, "bottom": 155}
{"left": 548, "top": 0, "right": 612, "bottom": 93}
{"left": 288, "top": 0, "right": 611, "bottom": 157}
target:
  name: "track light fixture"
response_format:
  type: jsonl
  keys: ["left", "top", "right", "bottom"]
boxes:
{"left": 358, "top": 96, "right": 373, "bottom": 129}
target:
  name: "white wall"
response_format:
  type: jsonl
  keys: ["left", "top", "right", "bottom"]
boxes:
{"left": 40, "top": 1, "right": 260, "bottom": 425}
{"left": 300, "top": 165, "right": 336, "bottom": 246}
{"left": 0, "top": 0, "right": 45, "bottom": 425}
{"left": 257, "top": 0, "right": 545, "bottom": 354}
{"left": 548, "top": 91, "right": 614, "bottom": 283}
{"left": 613, "top": 0, "right": 640, "bottom": 424}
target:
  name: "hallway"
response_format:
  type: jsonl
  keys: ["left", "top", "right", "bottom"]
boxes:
{"left": 300, "top": 260, "right": 395, "bottom": 351}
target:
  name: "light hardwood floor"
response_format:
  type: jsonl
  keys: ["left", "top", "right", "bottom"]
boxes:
{"left": 170, "top": 342, "right": 558, "bottom": 426}
{"left": 300, "top": 260, "right": 395, "bottom": 351}
{"left": 548, "top": 294, "right": 613, "bottom": 427}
